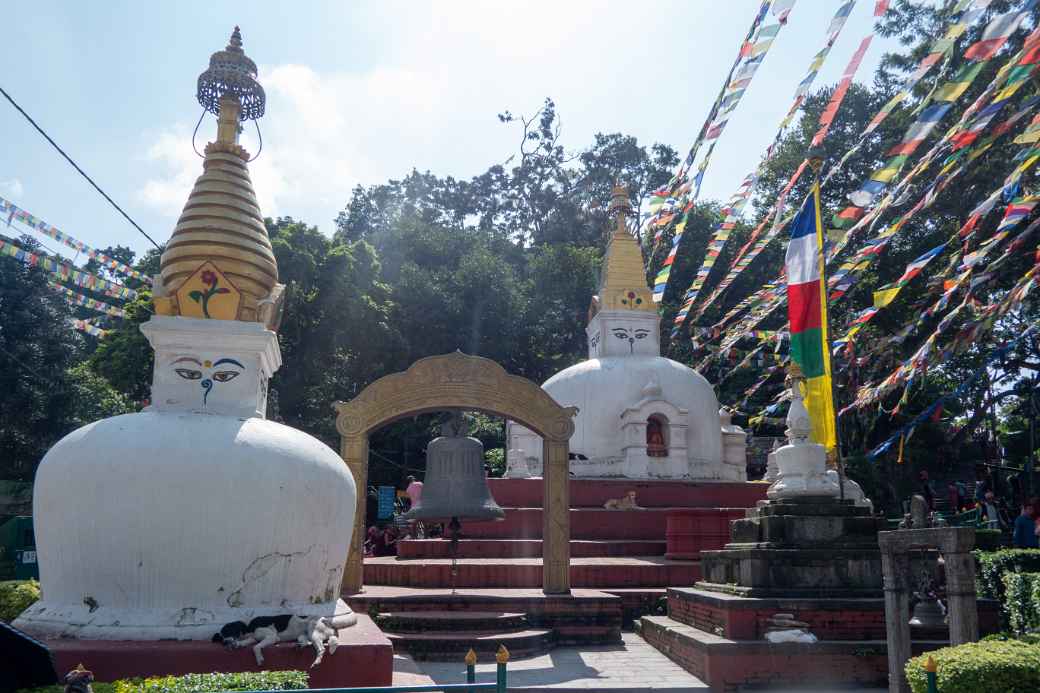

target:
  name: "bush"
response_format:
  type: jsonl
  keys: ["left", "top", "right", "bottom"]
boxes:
{"left": 1003, "top": 572, "right": 1040, "bottom": 635}
{"left": 114, "top": 671, "right": 309, "bottom": 693}
{"left": 0, "top": 579, "right": 40, "bottom": 621}
{"left": 974, "top": 529, "right": 1004, "bottom": 552}
{"left": 906, "top": 640, "right": 1040, "bottom": 693}
{"left": 20, "top": 672, "right": 307, "bottom": 693}
{"left": 975, "top": 549, "right": 1040, "bottom": 626}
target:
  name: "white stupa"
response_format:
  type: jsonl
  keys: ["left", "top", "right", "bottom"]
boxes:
{"left": 506, "top": 185, "right": 747, "bottom": 480}
{"left": 15, "top": 28, "right": 357, "bottom": 640}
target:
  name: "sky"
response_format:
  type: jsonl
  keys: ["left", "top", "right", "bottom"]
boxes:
{"left": 0, "top": 1, "right": 899, "bottom": 263}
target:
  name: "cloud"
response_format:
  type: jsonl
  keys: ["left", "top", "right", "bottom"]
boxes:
{"left": 0, "top": 178, "right": 24, "bottom": 198}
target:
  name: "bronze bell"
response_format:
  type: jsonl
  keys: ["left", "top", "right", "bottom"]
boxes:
{"left": 909, "top": 597, "right": 947, "bottom": 631}
{"left": 404, "top": 414, "right": 505, "bottom": 522}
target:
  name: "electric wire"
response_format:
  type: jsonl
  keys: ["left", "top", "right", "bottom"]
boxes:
{"left": 0, "top": 84, "right": 161, "bottom": 249}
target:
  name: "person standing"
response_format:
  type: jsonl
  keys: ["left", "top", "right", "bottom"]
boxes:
{"left": 405, "top": 475, "right": 424, "bottom": 508}
{"left": 947, "top": 481, "right": 960, "bottom": 513}
{"left": 918, "top": 470, "right": 935, "bottom": 511}
{"left": 978, "top": 491, "right": 1002, "bottom": 531}
{"left": 1013, "top": 502, "right": 1039, "bottom": 548}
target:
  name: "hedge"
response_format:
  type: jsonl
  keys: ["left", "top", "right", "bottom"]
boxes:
{"left": 906, "top": 640, "right": 1040, "bottom": 693}
{"left": 0, "top": 579, "right": 40, "bottom": 622}
{"left": 1003, "top": 572, "right": 1040, "bottom": 635}
{"left": 21, "top": 671, "right": 308, "bottom": 693}
{"left": 975, "top": 549, "right": 1040, "bottom": 626}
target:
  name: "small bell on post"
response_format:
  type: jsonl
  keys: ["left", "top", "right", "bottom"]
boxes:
{"left": 404, "top": 412, "right": 505, "bottom": 523}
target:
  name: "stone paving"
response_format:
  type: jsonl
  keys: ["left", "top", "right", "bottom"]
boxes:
{"left": 393, "top": 632, "right": 709, "bottom": 692}
{"left": 392, "top": 631, "right": 890, "bottom": 692}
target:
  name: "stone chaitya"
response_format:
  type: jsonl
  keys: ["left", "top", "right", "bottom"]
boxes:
{"left": 16, "top": 27, "right": 360, "bottom": 648}
{"left": 506, "top": 185, "right": 747, "bottom": 480}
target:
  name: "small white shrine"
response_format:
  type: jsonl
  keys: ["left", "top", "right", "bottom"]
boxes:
{"left": 506, "top": 186, "right": 747, "bottom": 481}
{"left": 15, "top": 28, "right": 357, "bottom": 640}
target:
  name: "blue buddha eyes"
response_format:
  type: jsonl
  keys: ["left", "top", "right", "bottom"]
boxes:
{"left": 212, "top": 370, "right": 240, "bottom": 383}
{"left": 175, "top": 368, "right": 202, "bottom": 380}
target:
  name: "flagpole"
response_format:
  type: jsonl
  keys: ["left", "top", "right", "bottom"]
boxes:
{"left": 807, "top": 147, "right": 846, "bottom": 503}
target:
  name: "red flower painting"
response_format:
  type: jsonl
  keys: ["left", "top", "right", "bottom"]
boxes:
{"left": 189, "top": 268, "right": 231, "bottom": 318}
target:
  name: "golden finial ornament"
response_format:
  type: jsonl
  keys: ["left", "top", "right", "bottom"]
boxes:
{"left": 923, "top": 655, "right": 938, "bottom": 673}
{"left": 465, "top": 649, "right": 477, "bottom": 666}
{"left": 496, "top": 644, "right": 510, "bottom": 664}
{"left": 153, "top": 26, "right": 284, "bottom": 330}
{"left": 589, "top": 182, "right": 654, "bottom": 318}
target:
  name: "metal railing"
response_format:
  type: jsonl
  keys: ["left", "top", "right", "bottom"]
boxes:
{"left": 237, "top": 646, "right": 509, "bottom": 693}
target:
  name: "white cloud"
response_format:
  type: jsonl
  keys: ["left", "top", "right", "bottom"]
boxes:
{"left": 0, "top": 178, "right": 24, "bottom": 199}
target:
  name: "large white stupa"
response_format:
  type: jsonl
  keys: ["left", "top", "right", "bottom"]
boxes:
{"left": 15, "top": 28, "right": 357, "bottom": 640}
{"left": 506, "top": 186, "right": 747, "bottom": 480}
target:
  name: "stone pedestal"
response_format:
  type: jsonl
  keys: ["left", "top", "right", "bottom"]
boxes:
{"left": 700, "top": 499, "right": 885, "bottom": 597}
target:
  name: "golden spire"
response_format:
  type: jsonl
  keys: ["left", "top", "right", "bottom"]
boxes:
{"left": 154, "top": 27, "right": 283, "bottom": 329}
{"left": 590, "top": 184, "right": 654, "bottom": 317}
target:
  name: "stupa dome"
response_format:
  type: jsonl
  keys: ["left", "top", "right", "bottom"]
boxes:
{"left": 19, "top": 412, "right": 355, "bottom": 639}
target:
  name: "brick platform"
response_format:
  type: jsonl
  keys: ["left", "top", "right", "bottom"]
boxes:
{"left": 46, "top": 614, "right": 392, "bottom": 688}
{"left": 639, "top": 615, "right": 893, "bottom": 692}
{"left": 364, "top": 555, "right": 700, "bottom": 588}
{"left": 487, "top": 478, "right": 768, "bottom": 508}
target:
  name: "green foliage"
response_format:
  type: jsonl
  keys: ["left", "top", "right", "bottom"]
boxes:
{"left": 976, "top": 549, "right": 1040, "bottom": 627}
{"left": 1003, "top": 572, "right": 1040, "bottom": 636}
{"left": 485, "top": 448, "right": 505, "bottom": 478}
{"left": 113, "top": 671, "right": 308, "bottom": 693}
{"left": 18, "top": 671, "right": 307, "bottom": 693}
{"left": 906, "top": 640, "right": 1040, "bottom": 693}
{"left": 0, "top": 579, "right": 40, "bottom": 621}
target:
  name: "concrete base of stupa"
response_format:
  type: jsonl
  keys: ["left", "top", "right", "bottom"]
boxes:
{"left": 44, "top": 613, "right": 392, "bottom": 688}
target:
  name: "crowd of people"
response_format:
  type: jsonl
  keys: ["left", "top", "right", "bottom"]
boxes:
{"left": 364, "top": 475, "right": 433, "bottom": 557}
{"left": 917, "top": 469, "right": 1040, "bottom": 548}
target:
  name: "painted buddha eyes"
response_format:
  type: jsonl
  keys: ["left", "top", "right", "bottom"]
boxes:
{"left": 612, "top": 328, "right": 630, "bottom": 340}
{"left": 175, "top": 368, "right": 203, "bottom": 380}
{"left": 212, "top": 370, "right": 240, "bottom": 383}
{"left": 634, "top": 329, "right": 650, "bottom": 340}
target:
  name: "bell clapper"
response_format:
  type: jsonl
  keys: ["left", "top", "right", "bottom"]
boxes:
{"left": 449, "top": 516, "right": 462, "bottom": 595}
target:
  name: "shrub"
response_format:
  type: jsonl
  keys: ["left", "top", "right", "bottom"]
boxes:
{"left": 974, "top": 529, "right": 1004, "bottom": 552}
{"left": 906, "top": 640, "right": 1040, "bottom": 693}
{"left": 0, "top": 579, "right": 40, "bottom": 622}
{"left": 975, "top": 549, "right": 1040, "bottom": 626}
{"left": 1003, "top": 572, "right": 1040, "bottom": 635}
{"left": 114, "top": 671, "right": 309, "bottom": 693}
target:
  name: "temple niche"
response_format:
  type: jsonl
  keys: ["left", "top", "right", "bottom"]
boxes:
{"left": 506, "top": 185, "right": 747, "bottom": 481}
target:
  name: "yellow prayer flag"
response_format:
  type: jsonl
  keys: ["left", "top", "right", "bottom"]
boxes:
{"left": 873, "top": 286, "right": 902, "bottom": 309}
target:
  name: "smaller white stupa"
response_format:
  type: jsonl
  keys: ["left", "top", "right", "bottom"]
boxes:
{"left": 506, "top": 185, "right": 747, "bottom": 480}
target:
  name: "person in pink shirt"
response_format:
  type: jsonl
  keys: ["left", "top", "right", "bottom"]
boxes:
{"left": 405, "top": 475, "right": 423, "bottom": 509}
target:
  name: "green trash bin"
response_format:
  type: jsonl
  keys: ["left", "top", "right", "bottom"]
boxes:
{"left": 3, "top": 517, "right": 38, "bottom": 580}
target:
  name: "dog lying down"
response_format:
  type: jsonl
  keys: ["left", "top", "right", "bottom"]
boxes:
{"left": 212, "top": 614, "right": 339, "bottom": 667}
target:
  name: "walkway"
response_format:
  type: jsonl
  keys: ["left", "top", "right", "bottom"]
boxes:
{"left": 392, "top": 632, "right": 708, "bottom": 692}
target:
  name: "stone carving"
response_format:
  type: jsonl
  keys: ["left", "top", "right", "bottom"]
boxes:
{"left": 763, "top": 613, "right": 818, "bottom": 644}
{"left": 334, "top": 350, "right": 577, "bottom": 595}
{"left": 334, "top": 351, "right": 576, "bottom": 443}
{"left": 767, "top": 371, "right": 839, "bottom": 500}
{"left": 604, "top": 491, "right": 643, "bottom": 510}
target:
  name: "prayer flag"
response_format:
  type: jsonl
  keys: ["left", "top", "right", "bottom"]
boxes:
{"left": 784, "top": 182, "right": 837, "bottom": 450}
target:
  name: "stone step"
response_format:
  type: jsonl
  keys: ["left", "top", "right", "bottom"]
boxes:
{"left": 364, "top": 556, "right": 700, "bottom": 588}
{"left": 398, "top": 538, "right": 667, "bottom": 559}
{"left": 488, "top": 478, "right": 767, "bottom": 509}
{"left": 386, "top": 627, "right": 555, "bottom": 661}
{"left": 453, "top": 507, "right": 744, "bottom": 540}
{"left": 376, "top": 610, "right": 528, "bottom": 632}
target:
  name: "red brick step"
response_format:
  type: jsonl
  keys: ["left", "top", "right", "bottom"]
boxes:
{"left": 397, "top": 538, "right": 666, "bottom": 559}
{"left": 385, "top": 628, "right": 555, "bottom": 661}
{"left": 376, "top": 610, "right": 528, "bottom": 632}
{"left": 364, "top": 556, "right": 701, "bottom": 589}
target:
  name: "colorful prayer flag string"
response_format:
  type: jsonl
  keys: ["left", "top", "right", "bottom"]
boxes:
{"left": 1, "top": 196, "right": 152, "bottom": 285}
{"left": 0, "top": 237, "right": 139, "bottom": 300}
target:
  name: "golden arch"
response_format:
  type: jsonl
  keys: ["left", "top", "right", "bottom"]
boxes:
{"left": 334, "top": 351, "right": 577, "bottom": 595}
